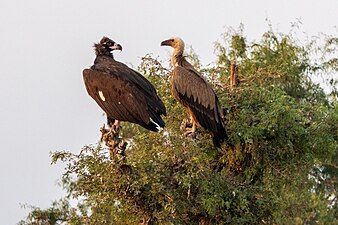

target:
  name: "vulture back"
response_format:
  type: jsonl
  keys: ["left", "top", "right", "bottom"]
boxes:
{"left": 83, "top": 55, "right": 166, "bottom": 132}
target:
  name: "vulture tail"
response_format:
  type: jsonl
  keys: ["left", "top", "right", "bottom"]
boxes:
{"left": 139, "top": 121, "right": 161, "bottom": 132}
{"left": 148, "top": 107, "right": 166, "bottom": 129}
{"left": 137, "top": 109, "right": 165, "bottom": 132}
{"left": 212, "top": 122, "right": 228, "bottom": 148}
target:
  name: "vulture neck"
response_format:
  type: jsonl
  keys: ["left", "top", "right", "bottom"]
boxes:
{"left": 171, "top": 46, "right": 184, "bottom": 67}
{"left": 95, "top": 44, "right": 114, "bottom": 59}
{"left": 96, "top": 51, "right": 114, "bottom": 59}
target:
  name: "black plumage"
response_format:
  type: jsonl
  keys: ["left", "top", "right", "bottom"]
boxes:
{"left": 83, "top": 37, "right": 166, "bottom": 131}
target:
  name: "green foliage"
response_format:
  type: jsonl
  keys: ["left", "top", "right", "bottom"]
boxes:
{"left": 20, "top": 26, "right": 337, "bottom": 224}
{"left": 18, "top": 199, "right": 73, "bottom": 225}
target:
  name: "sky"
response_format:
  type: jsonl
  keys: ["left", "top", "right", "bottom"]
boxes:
{"left": 0, "top": 0, "right": 337, "bottom": 224}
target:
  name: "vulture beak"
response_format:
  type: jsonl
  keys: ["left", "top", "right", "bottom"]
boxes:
{"left": 160, "top": 39, "right": 172, "bottom": 47}
{"left": 110, "top": 43, "right": 123, "bottom": 51}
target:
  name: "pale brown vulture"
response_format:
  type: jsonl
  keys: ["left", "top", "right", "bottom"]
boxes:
{"left": 161, "top": 37, "right": 227, "bottom": 147}
{"left": 83, "top": 37, "right": 166, "bottom": 132}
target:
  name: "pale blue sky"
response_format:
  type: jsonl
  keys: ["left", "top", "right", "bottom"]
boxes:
{"left": 0, "top": 0, "right": 337, "bottom": 224}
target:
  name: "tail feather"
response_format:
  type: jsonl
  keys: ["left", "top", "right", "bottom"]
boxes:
{"left": 139, "top": 121, "right": 161, "bottom": 132}
{"left": 212, "top": 121, "right": 228, "bottom": 148}
{"left": 149, "top": 108, "right": 166, "bottom": 128}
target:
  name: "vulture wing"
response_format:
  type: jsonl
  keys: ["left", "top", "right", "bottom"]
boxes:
{"left": 171, "top": 65, "right": 227, "bottom": 147}
{"left": 83, "top": 62, "right": 166, "bottom": 131}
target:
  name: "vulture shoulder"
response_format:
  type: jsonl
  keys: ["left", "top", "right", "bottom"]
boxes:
{"left": 83, "top": 68, "right": 151, "bottom": 124}
{"left": 94, "top": 59, "right": 166, "bottom": 114}
{"left": 171, "top": 65, "right": 218, "bottom": 112}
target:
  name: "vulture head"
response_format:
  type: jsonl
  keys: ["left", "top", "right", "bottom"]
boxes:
{"left": 94, "top": 36, "right": 122, "bottom": 57}
{"left": 161, "top": 37, "right": 185, "bottom": 55}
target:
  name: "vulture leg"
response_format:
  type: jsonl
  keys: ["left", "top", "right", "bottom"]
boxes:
{"left": 107, "top": 118, "right": 121, "bottom": 134}
{"left": 180, "top": 115, "right": 196, "bottom": 137}
{"left": 110, "top": 120, "right": 121, "bottom": 135}
{"left": 184, "top": 120, "right": 196, "bottom": 137}
{"left": 100, "top": 120, "right": 121, "bottom": 145}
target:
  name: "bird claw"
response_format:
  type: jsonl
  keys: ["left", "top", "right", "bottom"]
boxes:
{"left": 183, "top": 127, "right": 197, "bottom": 139}
{"left": 183, "top": 126, "right": 193, "bottom": 136}
{"left": 180, "top": 118, "right": 193, "bottom": 132}
{"left": 180, "top": 118, "right": 197, "bottom": 141}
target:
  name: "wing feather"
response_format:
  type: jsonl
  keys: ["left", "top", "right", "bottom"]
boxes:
{"left": 94, "top": 59, "right": 166, "bottom": 115}
{"left": 172, "top": 67, "right": 216, "bottom": 109}
{"left": 83, "top": 69, "right": 145, "bottom": 123}
{"left": 83, "top": 68, "right": 157, "bottom": 127}
{"left": 171, "top": 65, "right": 226, "bottom": 147}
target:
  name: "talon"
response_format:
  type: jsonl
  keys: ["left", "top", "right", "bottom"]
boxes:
{"left": 183, "top": 127, "right": 196, "bottom": 137}
{"left": 180, "top": 118, "right": 193, "bottom": 132}
{"left": 183, "top": 120, "right": 196, "bottom": 137}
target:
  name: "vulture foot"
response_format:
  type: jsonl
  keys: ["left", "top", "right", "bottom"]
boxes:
{"left": 183, "top": 126, "right": 196, "bottom": 137}
{"left": 180, "top": 118, "right": 197, "bottom": 139}
{"left": 110, "top": 120, "right": 121, "bottom": 135}
{"left": 180, "top": 118, "right": 192, "bottom": 132}
{"left": 100, "top": 122, "right": 127, "bottom": 161}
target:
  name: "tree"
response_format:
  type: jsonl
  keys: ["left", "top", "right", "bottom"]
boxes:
{"left": 20, "top": 26, "right": 337, "bottom": 225}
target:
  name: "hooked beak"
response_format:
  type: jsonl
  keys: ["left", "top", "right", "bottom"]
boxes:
{"left": 110, "top": 43, "right": 122, "bottom": 51}
{"left": 160, "top": 39, "right": 172, "bottom": 47}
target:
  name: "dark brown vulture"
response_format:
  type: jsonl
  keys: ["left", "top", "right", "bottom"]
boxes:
{"left": 83, "top": 37, "right": 166, "bottom": 132}
{"left": 161, "top": 37, "right": 227, "bottom": 148}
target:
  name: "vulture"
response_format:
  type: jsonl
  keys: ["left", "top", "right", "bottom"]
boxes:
{"left": 161, "top": 37, "right": 227, "bottom": 148}
{"left": 83, "top": 37, "right": 166, "bottom": 132}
